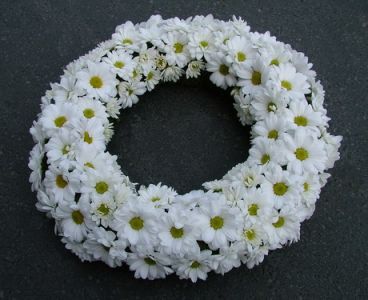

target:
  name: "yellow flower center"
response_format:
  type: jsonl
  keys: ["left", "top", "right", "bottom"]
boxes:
{"left": 273, "top": 216, "right": 285, "bottom": 228}
{"left": 251, "top": 71, "right": 262, "bottom": 85}
{"left": 114, "top": 61, "right": 125, "bottom": 69}
{"left": 122, "top": 38, "right": 133, "bottom": 45}
{"left": 56, "top": 175, "right": 68, "bottom": 188}
{"left": 237, "top": 51, "right": 246, "bottom": 62}
{"left": 190, "top": 261, "right": 201, "bottom": 269}
{"left": 295, "top": 147, "right": 309, "bottom": 161}
{"left": 210, "top": 216, "right": 224, "bottom": 230}
{"left": 72, "top": 210, "right": 84, "bottom": 225}
{"left": 268, "top": 130, "right": 279, "bottom": 139}
{"left": 270, "top": 59, "right": 279, "bottom": 66}
{"left": 95, "top": 181, "right": 109, "bottom": 194}
{"left": 267, "top": 102, "right": 277, "bottom": 112}
{"left": 248, "top": 204, "right": 259, "bottom": 216}
{"left": 89, "top": 76, "right": 103, "bottom": 89}
{"left": 151, "top": 197, "right": 160, "bottom": 202}
{"left": 83, "top": 132, "right": 93, "bottom": 144}
{"left": 200, "top": 40, "right": 208, "bottom": 48}
{"left": 84, "top": 162, "right": 95, "bottom": 169}
{"left": 54, "top": 116, "right": 67, "bottom": 128}
{"left": 261, "top": 154, "right": 270, "bottom": 165}
{"left": 245, "top": 229, "right": 256, "bottom": 240}
{"left": 219, "top": 64, "right": 229, "bottom": 76}
{"left": 97, "top": 203, "right": 110, "bottom": 216}
{"left": 170, "top": 227, "right": 184, "bottom": 239}
{"left": 294, "top": 116, "right": 308, "bottom": 126}
{"left": 281, "top": 80, "right": 292, "bottom": 91}
{"left": 129, "top": 216, "right": 144, "bottom": 231}
{"left": 304, "top": 182, "right": 309, "bottom": 192}
{"left": 273, "top": 182, "right": 288, "bottom": 196}
{"left": 83, "top": 108, "right": 95, "bottom": 119}
{"left": 174, "top": 42, "right": 184, "bottom": 53}
{"left": 144, "top": 257, "right": 156, "bottom": 265}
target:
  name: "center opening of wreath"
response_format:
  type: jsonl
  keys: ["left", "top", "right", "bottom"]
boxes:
{"left": 108, "top": 75, "right": 251, "bottom": 194}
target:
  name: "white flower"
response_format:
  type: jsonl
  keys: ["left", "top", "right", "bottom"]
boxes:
{"left": 55, "top": 197, "right": 93, "bottom": 242}
{"left": 206, "top": 53, "right": 236, "bottom": 89}
{"left": 240, "top": 188, "right": 273, "bottom": 223}
{"left": 28, "top": 143, "right": 45, "bottom": 191}
{"left": 163, "top": 31, "right": 190, "bottom": 68}
{"left": 188, "top": 28, "right": 214, "bottom": 60}
{"left": 252, "top": 113, "right": 292, "bottom": 144}
{"left": 138, "top": 183, "right": 177, "bottom": 208}
{"left": 135, "top": 46, "right": 159, "bottom": 73}
{"left": 77, "top": 97, "right": 109, "bottom": 123}
{"left": 112, "top": 199, "right": 158, "bottom": 247}
{"left": 284, "top": 129, "right": 327, "bottom": 174}
{"left": 103, "top": 50, "right": 135, "bottom": 80}
{"left": 35, "top": 190, "right": 57, "bottom": 216}
{"left": 39, "top": 103, "right": 78, "bottom": 136}
{"left": 105, "top": 97, "right": 121, "bottom": 119}
{"left": 248, "top": 137, "right": 284, "bottom": 166}
{"left": 225, "top": 164, "right": 265, "bottom": 189}
{"left": 76, "top": 62, "right": 118, "bottom": 99}
{"left": 50, "top": 75, "right": 83, "bottom": 103}
{"left": 161, "top": 65, "right": 184, "bottom": 82}
{"left": 212, "top": 243, "right": 242, "bottom": 275}
{"left": 226, "top": 35, "right": 257, "bottom": 66}
{"left": 90, "top": 196, "right": 117, "bottom": 227}
{"left": 172, "top": 250, "right": 213, "bottom": 282}
{"left": 44, "top": 166, "right": 80, "bottom": 203}
{"left": 235, "top": 56, "right": 269, "bottom": 94}
{"left": 195, "top": 193, "right": 243, "bottom": 249}
{"left": 126, "top": 252, "right": 173, "bottom": 280}
{"left": 158, "top": 207, "right": 200, "bottom": 255}
{"left": 259, "top": 42, "right": 291, "bottom": 67}
{"left": 269, "top": 63, "right": 310, "bottom": 100}
{"left": 186, "top": 60, "right": 205, "bottom": 79}
{"left": 118, "top": 80, "right": 146, "bottom": 108}
{"left": 62, "top": 237, "right": 93, "bottom": 262}
{"left": 112, "top": 21, "right": 142, "bottom": 52}
{"left": 73, "top": 118, "right": 106, "bottom": 151}
{"left": 241, "top": 221, "right": 267, "bottom": 249}
{"left": 265, "top": 206, "right": 301, "bottom": 247}
{"left": 262, "top": 165, "right": 302, "bottom": 209}
{"left": 144, "top": 68, "right": 161, "bottom": 91}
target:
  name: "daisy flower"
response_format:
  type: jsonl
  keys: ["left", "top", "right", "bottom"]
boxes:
{"left": 103, "top": 50, "right": 135, "bottom": 80}
{"left": 126, "top": 252, "right": 173, "bottom": 280}
{"left": 161, "top": 65, "right": 184, "bottom": 82}
{"left": 112, "top": 200, "right": 158, "bottom": 247}
{"left": 188, "top": 28, "right": 214, "bottom": 60}
{"left": 135, "top": 46, "right": 159, "bottom": 73}
{"left": 76, "top": 62, "right": 118, "bottom": 99}
{"left": 250, "top": 87, "right": 288, "bottom": 120}
{"left": 241, "top": 221, "right": 267, "bottom": 250}
{"left": 163, "top": 31, "right": 190, "bottom": 68}
{"left": 74, "top": 118, "right": 106, "bottom": 151}
{"left": 144, "top": 68, "right": 161, "bottom": 91}
{"left": 50, "top": 74, "right": 83, "bottom": 103}
{"left": 172, "top": 250, "right": 213, "bottom": 282}
{"left": 269, "top": 63, "right": 310, "bottom": 100}
{"left": 36, "top": 190, "right": 57, "bottom": 217}
{"left": 44, "top": 166, "right": 80, "bottom": 203}
{"left": 186, "top": 60, "right": 205, "bottom": 79}
{"left": 226, "top": 35, "right": 257, "bottom": 66}
{"left": 54, "top": 197, "right": 93, "bottom": 242}
{"left": 235, "top": 56, "right": 269, "bottom": 95}
{"left": 62, "top": 237, "right": 93, "bottom": 262}
{"left": 28, "top": 143, "right": 45, "bottom": 192}
{"left": 117, "top": 80, "right": 146, "bottom": 108}
{"left": 112, "top": 21, "right": 142, "bottom": 52}
{"left": 138, "top": 183, "right": 177, "bottom": 209}
{"left": 284, "top": 129, "right": 327, "bottom": 174}
{"left": 206, "top": 53, "right": 236, "bottom": 89}
{"left": 252, "top": 113, "right": 292, "bottom": 144}
{"left": 158, "top": 207, "right": 200, "bottom": 255}
{"left": 195, "top": 194, "right": 243, "bottom": 249}
{"left": 248, "top": 137, "right": 284, "bottom": 166}
{"left": 225, "top": 164, "right": 265, "bottom": 189}
{"left": 265, "top": 206, "right": 301, "bottom": 247}
{"left": 240, "top": 188, "right": 273, "bottom": 223}
{"left": 77, "top": 98, "right": 109, "bottom": 123}
{"left": 39, "top": 103, "right": 78, "bottom": 136}
{"left": 261, "top": 165, "right": 302, "bottom": 209}
{"left": 259, "top": 42, "right": 291, "bottom": 67}
{"left": 212, "top": 243, "right": 242, "bottom": 275}
{"left": 90, "top": 196, "right": 117, "bottom": 227}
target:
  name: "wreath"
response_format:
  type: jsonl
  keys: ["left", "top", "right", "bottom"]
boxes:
{"left": 29, "top": 15, "right": 342, "bottom": 281}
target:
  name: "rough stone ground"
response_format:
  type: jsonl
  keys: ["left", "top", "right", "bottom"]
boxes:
{"left": 0, "top": 0, "right": 367, "bottom": 299}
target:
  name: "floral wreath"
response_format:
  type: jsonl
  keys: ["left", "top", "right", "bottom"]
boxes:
{"left": 29, "top": 15, "right": 342, "bottom": 282}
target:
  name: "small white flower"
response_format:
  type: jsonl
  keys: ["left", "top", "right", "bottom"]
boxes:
{"left": 76, "top": 62, "right": 118, "bottom": 99}
{"left": 248, "top": 137, "right": 284, "bottom": 166}
{"left": 90, "top": 196, "right": 117, "bottom": 227}
{"left": 226, "top": 35, "right": 257, "bottom": 66}
{"left": 163, "top": 31, "right": 190, "bottom": 68}
{"left": 186, "top": 60, "right": 205, "bottom": 79}
{"left": 138, "top": 183, "right": 177, "bottom": 208}
{"left": 188, "top": 28, "right": 214, "bottom": 60}
{"left": 195, "top": 193, "right": 243, "bottom": 249}
{"left": 252, "top": 113, "right": 292, "bottom": 144}
{"left": 112, "top": 21, "right": 142, "bottom": 52}
{"left": 118, "top": 80, "right": 146, "bottom": 108}
{"left": 144, "top": 68, "right": 161, "bottom": 91}
{"left": 206, "top": 53, "right": 236, "bottom": 89}
{"left": 28, "top": 143, "right": 45, "bottom": 192}
{"left": 103, "top": 50, "right": 135, "bottom": 80}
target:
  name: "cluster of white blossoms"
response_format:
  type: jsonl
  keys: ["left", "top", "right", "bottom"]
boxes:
{"left": 29, "top": 15, "right": 342, "bottom": 281}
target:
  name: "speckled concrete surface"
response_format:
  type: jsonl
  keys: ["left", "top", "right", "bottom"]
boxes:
{"left": 0, "top": 0, "right": 367, "bottom": 299}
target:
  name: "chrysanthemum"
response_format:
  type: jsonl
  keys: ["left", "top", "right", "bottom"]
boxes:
{"left": 163, "top": 31, "right": 190, "bottom": 68}
{"left": 172, "top": 250, "right": 213, "bottom": 282}
{"left": 90, "top": 196, "right": 117, "bottom": 227}
{"left": 138, "top": 183, "right": 177, "bottom": 209}
{"left": 158, "top": 207, "right": 200, "bottom": 255}
{"left": 212, "top": 243, "right": 242, "bottom": 275}
{"left": 225, "top": 164, "right": 265, "bottom": 189}
{"left": 284, "top": 129, "right": 327, "bottom": 174}
{"left": 194, "top": 194, "right": 243, "bottom": 249}
{"left": 73, "top": 118, "right": 106, "bottom": 151}
{"left": 186, "top": 60, "right": 205, "bottom": 79}
{"left": 112, "top": 200, "right": 158, "bottom": 247}
{"left": 39, "top": 103, "right": 78, "bottom": 136}
{"left": 77, "top": 98, "right": 109, "bottom": 123}
{"left": 161, "top": 65, "right": 184, "bottom": 82}
{"left": 252, "top": 113, "right": 292, "bottom": 144}
{"left": 112, "top": 21, "right": 142, "bottom": 52}
{"left": 103, "top": 50, "right": 135, "bottom": 80}
{"left": 261, "top": 165, "right": 302, "bottom": 209}
{"left": 188, "top": 28, "right": 214, "bottom": 60}
{"left": 54, "top": 197, "right": 93, "bottom": 242}
{"left": 206, "top": 53, "right": 236, "bottom": 89}
{"left": 28, "top": 143, "right": 45, "bottom": 192}
{"left": 240, "top": 188, "right": 273, "bottom": 223}
{"left": 248, "top": 137, "right": 284, "bottom": 166}
{"left": 226, "top": 35, "right": 256, "bottom": 66}
{"left": 126, "top": 252, "right": 173, "bottom": 280}
{"left": 76, "top": 62, "right": 118, "bottom": 99}
{"left": 269, "top": 63, "right": 310, "bottom": 100}
{"left": 144, "top": 68, "right": 161, "bottom": 91}
{"left": 44, "top": 166, "right": 80, "bottom": 203}
{"left": 259, "top": 42, "right": 291, "bottom": 67}
{"left": 117, "top": 80, "right": 146, "bottom": 108}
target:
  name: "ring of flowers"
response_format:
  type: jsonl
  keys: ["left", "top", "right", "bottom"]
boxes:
{"left": 29, "top": 15, "right": 342, "bottom": 282}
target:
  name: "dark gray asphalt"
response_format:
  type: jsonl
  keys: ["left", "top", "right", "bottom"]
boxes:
{"left": 0, "top": 0, "right": 367, "bottom": 299}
